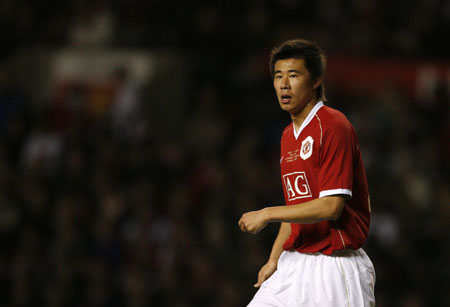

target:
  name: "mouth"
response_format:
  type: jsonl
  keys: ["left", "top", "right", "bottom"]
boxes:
{"left": 281, "top": 94, "right": 292, "bottom": 104}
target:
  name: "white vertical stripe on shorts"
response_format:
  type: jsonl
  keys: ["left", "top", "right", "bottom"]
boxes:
{"left": 247, "top": 249, "right": 375, "bottom": 307}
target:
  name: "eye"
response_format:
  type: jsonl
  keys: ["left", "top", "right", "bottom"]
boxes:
{"left": 275, "top": 75, "right": 282, "bottom": 79}
{"left": 289, "top": 74, "right": 298, "bottom": 78}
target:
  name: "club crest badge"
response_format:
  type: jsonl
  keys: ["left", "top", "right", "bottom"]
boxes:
{"left": 300, "top": 136, "right": 314, "bottom": 160}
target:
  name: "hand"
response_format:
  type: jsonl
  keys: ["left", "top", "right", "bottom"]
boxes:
{"left": 254, "top": 259, "right": 278, "bottom": 288}
{"left": 238, "top": 209, "right": 269, "bottom": 234}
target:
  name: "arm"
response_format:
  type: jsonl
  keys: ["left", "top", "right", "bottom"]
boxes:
{"left": 238, "top": 195, "right": 345, "bottom": 234}
{"left": 267, "top": 222, "right": 291, "bottom": 262}
{"left": 253, "top": 222, "right": 291, "bottom": 287}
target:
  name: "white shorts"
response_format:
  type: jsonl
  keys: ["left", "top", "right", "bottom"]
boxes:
{"left": 247, "top": 249, "right": 375, "bottom": 307}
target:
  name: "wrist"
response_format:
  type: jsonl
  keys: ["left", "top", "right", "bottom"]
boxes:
{"left": 267, "top": 257, "right": 278, "bottom": 266}
{"left": 262, "top": 207, "right": 273, "bottom": 223}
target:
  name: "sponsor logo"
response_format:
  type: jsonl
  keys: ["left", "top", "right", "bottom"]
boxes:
{"left": 300, "top": 136, "right": 314, "bottom": 160}
{"left": 282, "top": 171, "right": 312, "bottom": 201}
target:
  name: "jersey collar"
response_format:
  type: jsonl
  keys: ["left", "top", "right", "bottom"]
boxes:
{"left": 293, "top": 101, "right": 324, "bottom": 139}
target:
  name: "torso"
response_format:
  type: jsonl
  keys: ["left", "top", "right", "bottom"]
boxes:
{"left": 280, "top": 102, "right": 371, "bottom": 255}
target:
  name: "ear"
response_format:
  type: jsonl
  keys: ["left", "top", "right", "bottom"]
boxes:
{"left": 312, "top": 77, "right": 322, "bottom": 90}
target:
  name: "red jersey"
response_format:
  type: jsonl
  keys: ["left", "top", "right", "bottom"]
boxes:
{"left": 280, "top": 101, "right": 370, "bottom": 255}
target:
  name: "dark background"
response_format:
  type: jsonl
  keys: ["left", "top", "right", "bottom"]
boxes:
{"left": 0, "top": 1, "right": 449, "bottom": 306}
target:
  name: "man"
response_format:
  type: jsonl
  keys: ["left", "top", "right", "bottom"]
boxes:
{"left": 238, "top": 39, "right": 375, "bottom": 307}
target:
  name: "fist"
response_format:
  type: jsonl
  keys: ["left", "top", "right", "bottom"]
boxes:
{"left": 238, "top": 209, "right": 269, "bottom": 234}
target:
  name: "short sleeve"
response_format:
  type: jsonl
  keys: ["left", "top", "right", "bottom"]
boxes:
{"left": 318, "top": 120, "right": 354, "bottom": 198}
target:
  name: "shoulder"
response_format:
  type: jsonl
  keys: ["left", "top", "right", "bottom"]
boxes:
{"left": 316, "top": 105, "right": 353, "bottom": 134}
{"left": 280, "top": 123, "right": 294, "bottom": 147}
{"left": 282, "top": 123, "right": 293, "bottom": 137}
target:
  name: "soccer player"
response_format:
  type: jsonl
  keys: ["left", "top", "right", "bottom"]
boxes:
{"left": 238, "top": 39, "right": 375, "bottom": 306}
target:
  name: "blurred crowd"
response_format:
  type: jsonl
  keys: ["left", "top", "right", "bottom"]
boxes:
{"left": 1, "top": 0, "right": 450, "bottom": 306}
{"left": 1, "top": 0, "right": 450, "bottom": 57}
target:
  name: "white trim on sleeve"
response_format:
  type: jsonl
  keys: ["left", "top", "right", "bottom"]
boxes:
{"left": 319, "top": 189, "right": 352, "bottom": 198}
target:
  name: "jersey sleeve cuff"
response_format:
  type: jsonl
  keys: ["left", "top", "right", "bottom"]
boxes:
{"left": 319, "top": 189, "right": 352, "bottom": 198}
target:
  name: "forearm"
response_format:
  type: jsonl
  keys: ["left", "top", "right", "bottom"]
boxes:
{"left": 268, "top": 222, "right": 291, "bottom": 262}
{"left": 265, "top": 196, "right": 345, "bottom": 224}
{"left": 238, "top": 196, "right": 344, "bottom": 235}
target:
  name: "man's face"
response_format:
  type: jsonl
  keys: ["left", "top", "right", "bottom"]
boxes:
{"left": 273, "top": 58, "right": 320, "bottom": 116}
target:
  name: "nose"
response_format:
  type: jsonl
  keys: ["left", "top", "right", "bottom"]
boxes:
{"left": 280, "top": 76, "right": 290, "bottom": 89}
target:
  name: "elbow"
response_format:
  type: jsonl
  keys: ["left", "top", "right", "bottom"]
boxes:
{"left": 323, "top": 197, "right": 345, "bottom": 221}
{"left": 328, "top": 205, "right": 343, "bottom": 220}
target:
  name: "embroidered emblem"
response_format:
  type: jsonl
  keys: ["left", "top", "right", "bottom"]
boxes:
{"left": 300, "top": 136, "right": 314, "bottom": 160}
{"left": 285, "top": 150, "right": 299, "bottom": 163}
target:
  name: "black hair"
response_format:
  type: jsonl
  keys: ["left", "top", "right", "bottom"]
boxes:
{"left": 270, "top": 39, "right": 327, "bottom": 101}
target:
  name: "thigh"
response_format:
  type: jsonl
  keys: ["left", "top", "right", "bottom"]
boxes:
{"left": 247, "top": 286, "right": 283, "bottom": 307}
{"left": 288, "top": 250, "right": 375, "bottom": 307}
{"left": 343, "top": 249, "right": 376, "bottom": 307}
{"left": 248, "top": 250, "right": 376, "bottom": 307}
{"left": 247, "top": 269, "right": 287, "bottom": 307}
{"left": 247, "top": 252, "right": 295, "bottom": 307}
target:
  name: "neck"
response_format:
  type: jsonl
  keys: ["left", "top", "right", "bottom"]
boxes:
{"left": 291, "top": 99, "right": 319, "bottom": 131}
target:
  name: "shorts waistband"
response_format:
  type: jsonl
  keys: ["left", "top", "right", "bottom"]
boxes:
{"left": 293, "top": 249, "right": 359, "bottom": 257}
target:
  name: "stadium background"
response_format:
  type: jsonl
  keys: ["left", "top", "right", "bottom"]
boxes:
{"left": 0, "top": 1, "right": 449, "bottom": 306}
